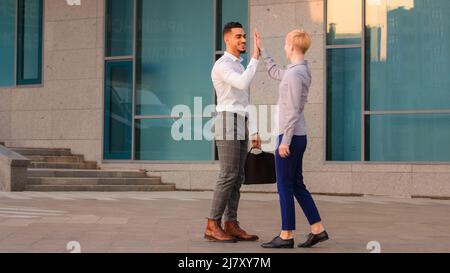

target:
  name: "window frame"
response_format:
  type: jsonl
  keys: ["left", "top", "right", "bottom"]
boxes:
{"left": 16, "top": 0, "right": 44, "bottom": 86}
{"left": 324, "top": 0, "right": 365, "bottom": 163}
{"left": 103, "top": 59, "right": 134, "bottom": 160}
{"left": 325, "top": 0, "right": 450, "bottom": 163}
{"left": 0, "top": 0, "right": 43, "bottom": 89}
{"left": 102, "top": 0, "right": 250, "bottom": 163}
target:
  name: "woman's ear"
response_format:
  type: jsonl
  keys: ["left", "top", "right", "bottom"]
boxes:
{"left": 286, "top": 44, "right": 293, "bottom": 57}
{"left": 290, "top": 43, "right": 295, "bottom": 53}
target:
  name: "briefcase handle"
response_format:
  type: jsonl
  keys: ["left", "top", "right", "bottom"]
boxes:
{"left": 248, "top": 147, "right": 263, "bottom": 155}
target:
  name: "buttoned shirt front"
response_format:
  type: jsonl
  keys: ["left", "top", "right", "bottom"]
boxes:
{"left": 211, "top": 51, "right": 259, "bottom": 137}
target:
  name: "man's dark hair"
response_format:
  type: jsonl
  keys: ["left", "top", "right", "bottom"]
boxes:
{"left": 223, "top": 22, "right": 243, "bottom": 37}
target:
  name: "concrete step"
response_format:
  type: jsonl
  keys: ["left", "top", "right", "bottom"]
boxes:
{"left": 29, "top": 161, "right": 98, "bottom": 169}
{"left": 27, "top": 155, "right": 85, "bottom": 163}
{"left": 25, "top": 184, "right": 176, "bottom": 192}
{"left": 28, "top": 169, "right": 149, "bottom": 178}
{"left": 28, "top": 177, "right": 162, "bottom": 186}
{"left": 11, "top": 147, "right": 72, "bottom": 156}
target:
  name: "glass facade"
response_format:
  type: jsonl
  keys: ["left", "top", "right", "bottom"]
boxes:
{"left": 17, "top": 0, "right": 42, "bottom": 85}
{"left": 367, "top": 114, "right": 450, "bottom": 161}
{"left": 135, "top": 0, "right": 214, "bottom": 116}
{"left": 327, "top": 0, "right": 450, "bottom": 162}
{"left": 365, "top": 0, "right": 450, "bottom": 111}
{"left": 134, "top": 0, "right": 214, "bottom": 161}
{"left": 104, "top": 0, "right": 248, "bottom": 161}
{"left": 135, "top": 118, "right": 213, "bottom": 161}
{"left": 0, "top": 0, "right": 42, "bottom": 87}
{"left": 326, "top": 0, "right": 363, "bottom": 161}
{"left": 0, "top": 0, "right": 16, "bottom": 87}
{"left": 105, "top": 0, "right": 134, "bottom": 57}
{"left": 326, "top": 48, "right": 361, "bottom": 161}
{"left": 103, "top": 61, "right": 133, "bottom": 160}
{"left": 326, "top": 0, "right": 362, "bottom": 45}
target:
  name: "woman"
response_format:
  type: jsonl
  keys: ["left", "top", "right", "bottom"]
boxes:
{"left": 257, "top": 29, "right": 329, "bottom": 248}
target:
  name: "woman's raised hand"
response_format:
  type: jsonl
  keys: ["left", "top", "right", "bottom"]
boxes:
{"left": 255, "top": 30, "right": 262, "bottom": 50}
{"left": 253, "top": 31, "right": 261, "bottom": 59}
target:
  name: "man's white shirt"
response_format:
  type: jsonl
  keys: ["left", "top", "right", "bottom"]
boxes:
{"left": 211, "top": 51, "right": 259, "bottom": 137}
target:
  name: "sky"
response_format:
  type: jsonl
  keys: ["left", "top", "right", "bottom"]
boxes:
{"left": 327, "top": 0, "right": 415, "bottom": 59}
{"left": 327, "top": 0, "right": 414, "bottom": 34}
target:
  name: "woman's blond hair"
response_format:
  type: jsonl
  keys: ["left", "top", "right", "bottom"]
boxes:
{"left": 286, "top": 29, "right": 311, "bottom": 54}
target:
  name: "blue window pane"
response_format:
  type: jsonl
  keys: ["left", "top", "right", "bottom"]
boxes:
{"left": 326, "top": 48, "right": 361, "bottom": 161}
{"left": 326, "top": 0, "right": 362, "bottom": 45}
{"left": 367, "top": 114, "right": 450, "bottom": 161}
{"left": 135, "top": 118, "right": 214, "bottom": 161}
{"left": 106, "top": 0, "right": 134, "bottom": 57}
{"left": 366, "top": 0, "right": 450, "bottom": 110}
{"left": 135, "top": 0, "right": 214, "bottom": 117}
{"left": 135, "top": 0, "right": 216, "bottom": 161}
{"left": 17, "top": 0, "right": 42, "bottom": 85}
{"left": 0, "top": 0, "right": 16, "bottom": 87}
{"left": 104, "top": 61, "right": 133, "bottom": 160}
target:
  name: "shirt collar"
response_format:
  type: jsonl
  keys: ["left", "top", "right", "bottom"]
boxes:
{"left": 224, "top": 51, "right": 244, "bottom": 63}
{"left": 287, "top": 60, "right": 308, "bottom": 69}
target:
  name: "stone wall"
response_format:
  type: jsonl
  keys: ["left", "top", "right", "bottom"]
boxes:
{"left": 0, "top": 0, "right": 104, "bottom": 162}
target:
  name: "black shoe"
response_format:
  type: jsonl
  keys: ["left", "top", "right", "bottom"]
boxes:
{"left": 261, "top": 236, "right": 294, "bottom": 249}
{"left": 298, "top": 231, "right": 329, "bottom": 248}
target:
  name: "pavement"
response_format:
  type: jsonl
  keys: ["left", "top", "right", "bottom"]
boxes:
{"left": 0, "top": 191, "right": 449, "bottom": 253}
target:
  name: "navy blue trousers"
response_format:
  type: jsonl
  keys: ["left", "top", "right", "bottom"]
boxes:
{"left": 276, "top": 135, "right": 321, "bottom": 231}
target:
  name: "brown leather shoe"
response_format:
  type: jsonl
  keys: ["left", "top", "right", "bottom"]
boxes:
{"left": 204, "top": 219, "right": 237, "bottom": 243}
{"left": 224, "top": 220, "right": 259, "bottom": 241}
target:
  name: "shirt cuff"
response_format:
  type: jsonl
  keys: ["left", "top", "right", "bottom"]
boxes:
{"left": 280, "top": 133, "right": 293, "bottom": 146}
{"left": 260, "top": 47, "right": 269, "bottom": 59}
{"left": 249, "top": 57, "right": 259, "bottom": 66}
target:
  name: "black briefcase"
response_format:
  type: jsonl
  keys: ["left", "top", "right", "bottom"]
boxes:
{"left": 244, "top": 148, "right": 277, "bottom": 185}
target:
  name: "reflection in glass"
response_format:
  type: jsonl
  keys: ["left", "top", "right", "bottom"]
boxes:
{"left": 104, "top": 61, "right": 133, "bottom": 160}
{"left": 365, "top": 0, "right": 450, "bottom": 110}
{"left": 326, "top": 48, "right": 361, "bottom": 161}
{"left": 135, "top": 118, "right": 214, "bottom": 161}
{"left": 326, "top": 0, "right": 362, "bottom": 45}
{"left": 0, "top": 0, "right": 16, "bottom": 87}
{"left": 17, "top": 0, "right": 42, "bottom": 85}
{"left": 367, "top": 114, "right": 450, "bottom": 161}
{"left": 135, "top": 0, "right": 214, "bottom": 116}
{"left": 105, "top": 0, "right": 133, "bottom": 57}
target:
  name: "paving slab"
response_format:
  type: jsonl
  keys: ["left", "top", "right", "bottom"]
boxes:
{"left": 0, "top": 191, "right": 449, "bottom": 253}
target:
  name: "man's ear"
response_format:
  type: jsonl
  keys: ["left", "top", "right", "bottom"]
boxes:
{"left": 223, "top": 33, "right": 230, "bottom": 45}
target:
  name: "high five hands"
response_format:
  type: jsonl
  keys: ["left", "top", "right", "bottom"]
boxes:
{"left": 255, "top": 31, "right": 262, "bottom": 50}
{"left": 253, "top": 30, "right": 290, "bottom": 158}
{"left": 253, "top": 30, "right": 262, "bottom": 59}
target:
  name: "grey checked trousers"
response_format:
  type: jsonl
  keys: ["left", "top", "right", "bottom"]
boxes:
{"left": 209, "top": 112, "right": 249, "bottom": 222}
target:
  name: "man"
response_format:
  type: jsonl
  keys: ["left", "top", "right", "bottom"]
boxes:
{"left": 204, "top": 22, "right": 261, "bottom": 243}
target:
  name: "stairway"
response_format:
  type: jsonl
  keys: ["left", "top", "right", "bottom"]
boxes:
{"left": 9, "top": 147, "right": 176, "bottom": 192}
